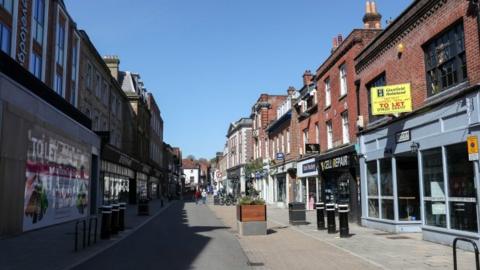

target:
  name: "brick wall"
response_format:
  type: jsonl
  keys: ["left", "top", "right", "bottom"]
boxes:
{"left": 356, "top": 0, "right": 480, "bottom": 125}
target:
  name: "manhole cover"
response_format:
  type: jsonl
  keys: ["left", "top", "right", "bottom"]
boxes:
{"left": 387, "top": 236, "right": 410, "bottom": 240}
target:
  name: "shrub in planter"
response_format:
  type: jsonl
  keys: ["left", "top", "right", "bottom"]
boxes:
{"left": 236, "top": 196, "right": 267, "bottom": 235}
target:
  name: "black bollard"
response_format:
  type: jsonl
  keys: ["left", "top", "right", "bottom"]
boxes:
{"left": 100, "top": 205, "right": 112, "bottom": 240}
{"left": 326, "top": 203, "right": 336, "bottom": 234}
{"left": 111, "top": 204, "right": 119, "bottom": 235}
{"left": 118, "top": 203, "right": 126, "bottom": 231}
{"left": 316, "top": 202, "right": 326, "bottom": 230}
{"left": 338, "top": 204, "right": 349, "bottom": 238}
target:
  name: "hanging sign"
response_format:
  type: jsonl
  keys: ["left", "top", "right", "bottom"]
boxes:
{"left": 371, "top": 83, "right": 412, "bottom": 115}
{"left": 467, "top": 135, "right": 479, "bottom": 161}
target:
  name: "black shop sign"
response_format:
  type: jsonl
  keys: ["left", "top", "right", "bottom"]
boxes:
{"left": 302, "top": 162, "right": 317, "bottom": 174}
{"left": 319, "top": 155, "right": 350, "bottom": 172}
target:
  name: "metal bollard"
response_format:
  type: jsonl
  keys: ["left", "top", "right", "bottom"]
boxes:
{"left": 100, "top": 205, "right": 112, "bottom": 240}
{"left": 111, "top": 204, "right": 119, "bottom": 235}
{"left": 118, "top": 203, "right": 126, "bottom": 231}
{"left": 338, "top": 204, "right": 349, "bottom": 238}
{"left": 326, "top": 203, "right": 336, "bottom": 234}
{"left": 316, "top": 202, "right": 326, "bottom": 230}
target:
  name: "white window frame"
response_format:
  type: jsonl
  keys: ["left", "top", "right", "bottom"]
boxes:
{"left": 325, "top": 78, "right": 331, "bottom": 107}
{"left": 303, "top": 129, "right": 309, "bottom": 153}
{"left": 340, "top": 64, "right": 347, "bottom": 96}
{"left": 286, "top": 130, "right": 290, "bottom": 154}
{"left": 342, "top": 111, "right": 349, "bottom": 144}
{"left": 327, "top": 121, "right": 333, "bottom": 149}
{"left": 315, "top": 123, "right": 320, "bottom": 144}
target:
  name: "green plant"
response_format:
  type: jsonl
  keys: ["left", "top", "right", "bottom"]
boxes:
{"left": 238, "top": 196, "right": 265, "bottom": 205}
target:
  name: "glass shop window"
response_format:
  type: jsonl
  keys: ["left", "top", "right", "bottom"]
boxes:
{"left": 367, "top": 160, "right": 379, "bottom": 218}
{"left": 446, "top": 143, "right": 477, "bottom": 232}
{"left": 422, "top": 148, "right": 446, "bottom": 228}
{"left": 396, "top": 155, "right": 420, "bottom": 221}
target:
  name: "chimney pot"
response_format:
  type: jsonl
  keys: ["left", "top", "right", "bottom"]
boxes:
{"left": 366, "top": 0, "right": 371, "bottom": 13}
{"left": 337, "top": 34, "right": 343, "bottom": 44}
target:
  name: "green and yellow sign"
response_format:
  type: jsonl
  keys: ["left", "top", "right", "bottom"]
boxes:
{"left": 371, "top": 83, "right": 412, "bottom": 115}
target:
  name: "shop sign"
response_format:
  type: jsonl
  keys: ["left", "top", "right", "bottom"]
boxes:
{"left": 371, "top": 83, "right": 412, "bottom": 115}
{"left": 319, "top": 155, "right": 350, "bottom": 171}
{"left": 17, "top": 0, "right": 29, "bottom": 65}
{"left": 118, "top": 155, "right": 132, "bottom": 167}
{"left": 276, "top": 152, "right": 285, "bottom": 161}
{"left": 302, "top": 162, "right": 317, "bottom": 174}
{"left": 305, "top": 144, "right": 320, "bottom": 154}
{"left": 395, "top": 130, "right": 411, "bottom": 143}
{"left": 467, "top": 135, "right": 479, "bottom": 161}
{"left": 24, "top": 126, "right": 91, "bottom": 231}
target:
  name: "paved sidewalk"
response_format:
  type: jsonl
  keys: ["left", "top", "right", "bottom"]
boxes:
{"left": 0, "top": 198, "right": 172, "bottom": 270}
{"left": 209, "top": 203, "right": 477, "bottom": 270}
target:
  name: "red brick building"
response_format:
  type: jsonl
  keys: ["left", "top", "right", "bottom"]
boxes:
{"left": 297, "top": 1, "right": 381, "bottom": 219}
{"left": 356, "top": 0, "right": 480, "bottom": 244}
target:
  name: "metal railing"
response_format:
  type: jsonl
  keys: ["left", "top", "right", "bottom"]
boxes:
{"left": 453, "top": 237, "right": 479, "bottom": 270}
{"left": 74, "top": 215, "right": 98, "bottom": 252}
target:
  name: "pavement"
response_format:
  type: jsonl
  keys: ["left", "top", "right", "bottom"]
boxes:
{"left": 72, "top": 200, "right": 251, "bottom": 270}
{"left": 208, "top": 202, "right": 478, "bottom": 270}
{"left": 0, "top": 198, "right": 172, "bottom": 270}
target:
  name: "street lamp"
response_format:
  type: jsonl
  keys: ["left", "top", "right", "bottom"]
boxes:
{"left": 410, "top": 141, "right": 420, "bottom": 153}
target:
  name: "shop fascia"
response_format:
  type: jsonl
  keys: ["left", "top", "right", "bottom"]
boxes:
{"left": 358, "top": 88, "right": 480, "bottom": 238}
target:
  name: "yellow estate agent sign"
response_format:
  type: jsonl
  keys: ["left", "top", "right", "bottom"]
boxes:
{"left": 371, "top": 83, "right": 413, "bottom": 115}
{"left": 467, "top": 135, "right": 479, "bottom": 161}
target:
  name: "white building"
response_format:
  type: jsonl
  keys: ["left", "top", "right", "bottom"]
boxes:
{"left": 226, "top": 118, "right": 253, "bottom": 195}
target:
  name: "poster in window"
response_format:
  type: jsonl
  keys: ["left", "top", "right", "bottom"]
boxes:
{"left": 23, "top": 126, "right": 91, "bottom": 231}
{"left": 431, "top": 203, "right": 446, "bottom": 215}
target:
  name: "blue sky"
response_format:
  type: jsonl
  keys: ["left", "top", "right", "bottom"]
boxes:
{"left": 65, "top": 0, "right": 412, "bottom": 159}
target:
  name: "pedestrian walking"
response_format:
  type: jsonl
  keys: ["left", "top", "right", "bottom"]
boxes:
{"left": 201, "top": 189, "right": 207, "bottom": 205}
{"left": 195, "top": 189, "right": 201, "bottom": 205}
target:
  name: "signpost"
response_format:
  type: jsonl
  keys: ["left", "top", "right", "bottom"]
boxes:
{"left": 371, "top": 83, "right": 412, "bottom": 115}
{"left": 468, "top": 135, "right": 479, "bottom": 161}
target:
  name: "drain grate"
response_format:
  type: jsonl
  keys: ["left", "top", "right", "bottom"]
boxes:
{"left": 247, "top": 262, "right": 265, "bottom": 266}
{"left": 387, "top": 236, "right": 410, "bottom": 240}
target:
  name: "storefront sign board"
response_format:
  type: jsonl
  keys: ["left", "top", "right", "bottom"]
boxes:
{"left": 302, "top": 162, "right": 317, "bottom": 174}
{"left": 24, "top": 126, "right": 91, "bottom": 231}
{"left": 395, "top": 130, "right": 411, "bottom": 143}
{"left": 371, "top": 83, "right": 412, "bottom": 115}
{"left": 467, "top": 135, "right": 479, "bottom": 161}
{"left": 319, "top": 155, "right": 350, "bottom": 172}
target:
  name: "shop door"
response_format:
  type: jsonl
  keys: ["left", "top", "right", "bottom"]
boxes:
{"left": 396, "top": 153, "right": 420, "bottom": 221}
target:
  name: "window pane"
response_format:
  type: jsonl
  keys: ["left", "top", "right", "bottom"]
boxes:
{"left": 447, "top": 143, "right": 475, "bottom": 197}
{"left": 381, "top": 199, "right": 394, "bottom": 220}
{"left": 422, "top": 148, "right": 445, "bottom": 198}
{"left": 380, "top": 159, "right": 392, "bottom": 196}
{"left": 396, "top": 155, "right": 420, "bottom": 221}
{"left": 450, "top": 202, "right": 477, "bottom": 232}
{"left": 367, "top": 161, "right": 378, "bottom": 196}
{"left": 368, "top": 199, "right": 379, "bottom": 218}
{"left": 1, "top": 24, "right": 11, "bottom": 54}
{"left": 425, "top": 201, "right": 447, "bottom": 228}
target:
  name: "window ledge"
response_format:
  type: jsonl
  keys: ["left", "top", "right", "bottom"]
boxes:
{"left": 324, "top": 105, "right": 331, "bottom": 111}
{"left": 338, "top": 93, "right": 347, "bottom": 101}
{"left": 424, "top": 81, "right": 469, "bottom": 106}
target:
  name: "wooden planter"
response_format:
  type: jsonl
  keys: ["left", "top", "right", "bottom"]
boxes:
{"left": 237, "top": 205, "right": 267, "bottom": 236}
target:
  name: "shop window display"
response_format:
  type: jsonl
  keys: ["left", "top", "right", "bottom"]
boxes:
{"left": 396, "top": 155, "right": 420, "bottom": 221}
{"left": 446, "top": 143, "right": 477, "bottom": 232}
{"left": 422, "top": 148, "right": 446, "bottom": 228}
{"left": 366, "top": 161, "right": 379, "bottom": 218}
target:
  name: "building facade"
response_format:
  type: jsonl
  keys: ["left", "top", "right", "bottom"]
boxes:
{"left": 355, "top": 0, "right": 480, "bottom": 245}
{"left": 146, "top": 93, "right": 164, "bottom": 199}
{"left": 226, "top": 118, "right": 253, "bottom": 196}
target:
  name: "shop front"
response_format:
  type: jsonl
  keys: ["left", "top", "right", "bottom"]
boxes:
{"left": 297, "top": 158, "right": 319, "bottom": 210}
{"left": 270, "top": 161, "right": 296, "bottom": 208}
{"left": 0, "top": 60, "right": 100, "bottom": 236}
{"left": 359, "top": 89, "right": 480, "bottom": 244}
{"left": 227, "top": 165, "right": 245, "bottom": 197}
{"left": 318, "top": 145, "right": 361, "bottom": 222}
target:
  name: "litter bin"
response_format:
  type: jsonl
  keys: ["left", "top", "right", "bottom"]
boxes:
{"left": 316, "top": 202, "right": 325, "bottom": 230}
{"left": 138, "top": 198, "right": 150, "bottom": 216}
{"left": 100, "top": 205, "right": 112, "bottom": 239}
{"left": 338, "top": 204, "right": 349, "bottom": 238}
{"left": 326, "top": 203, "right": 336, "bottom": 234}
{"left": 118, "top": 203, "right": 126, "bottom": 231}
{"left": 111, "top": 204, "right": 119, "bottom": 235}
{"left": 288, "top": 202, "right": 306, "bottom": 225}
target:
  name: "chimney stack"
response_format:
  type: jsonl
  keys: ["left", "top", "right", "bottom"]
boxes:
{"left": 363, "top": 0, "right": 382, "bottom": 29}
{"left": 337, "top": 34, "right": 343, "bottom": 44}
{"left": 303, "top": 70, "right": 313, "bottom": 86}
{"left": 103, "top": 55, "right": 120, "bottom": 81}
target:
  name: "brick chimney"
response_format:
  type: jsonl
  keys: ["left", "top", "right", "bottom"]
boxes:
{"left": 337, "top": 34, "right": 343, "bottom": 44}
{"left": 303, "top": 70, "right": 313, "bottom": 86}
{"left": 103, "top": 55, "right": 120, "bottom": 80}
{"left": 363, "top": 1, "right": 382, "bottom": 29}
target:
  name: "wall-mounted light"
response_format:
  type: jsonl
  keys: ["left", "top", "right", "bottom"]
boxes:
{"left": 397, "top": 43, "right": 405, "bottom": 59}
{"left": 410, "top": 141, "right": 420, "bottom": 153}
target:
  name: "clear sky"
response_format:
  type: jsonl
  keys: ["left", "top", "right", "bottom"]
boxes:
{"left": 65, "top": 0, "right": 412, "bottom": 159}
